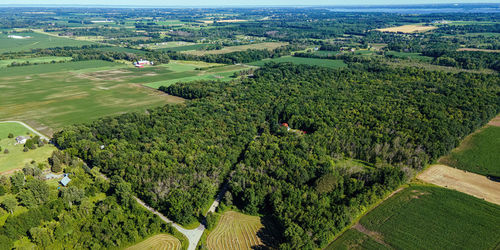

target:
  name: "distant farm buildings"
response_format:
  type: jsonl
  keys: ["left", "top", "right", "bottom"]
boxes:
{"left": 8, "top": 35, "right": 31, "bottom": 39}
{"left": 133, "top": 59, "right": 153, "bottom": 68}
{"left": 15, "top": 136, "right": 30, "bottom": 144}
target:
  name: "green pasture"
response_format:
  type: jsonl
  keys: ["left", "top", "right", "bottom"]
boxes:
{"left": 0, "top": 32, "right": 94, "bottom": 53}
{"left": 439, "top": 125, "right": 500, "bottom": 177}
{"left": 97, "top": 46, "right": 147, "bottom": 54}
{"left": 385, "top": 51, "right": 432, "bottom": 61}
{"left": 0, "top": 60, "right": 184, "bottom": 136}
{"left": 329, "top": 184, "right": 500, "bottom": 249}
{"left": 158, "top": 44, "right": 213, "bottom": 52}
{"left": 0, "top": 56, "right": 72, "bottom": 68}
{"left": 249, "top": 56, "right": 347, "bottom": 69}
{"left": 0, "top": 122, "right": 55, "bottom": 174}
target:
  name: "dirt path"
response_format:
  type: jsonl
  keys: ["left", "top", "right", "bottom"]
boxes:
{"left": 352, "top": 223, "right": 391, "bottom": 248}
{"left": 418, "top": 164, "right": 500, "bottom": 205}
{"left": 0, "top": 121, "right": 50, "bottom": 141}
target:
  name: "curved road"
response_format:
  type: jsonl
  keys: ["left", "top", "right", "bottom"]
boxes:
{"left": 0, "top": 121, "right": 50, "bottom": 141}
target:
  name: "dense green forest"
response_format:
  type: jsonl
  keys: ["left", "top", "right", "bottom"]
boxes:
{"left": 53, "top": 63, "right": 500, "bottom": 248}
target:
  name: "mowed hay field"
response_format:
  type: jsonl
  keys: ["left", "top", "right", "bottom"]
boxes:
{"left": 0, "top": 123, "right": 55, "bottom": 174}
{"left": 439, "top": 118, "right": 500, "bottom": 177}
{"left": 183, "top": 42, "right": 287, "bottom": 56}
{"left": 0, "top": 60, "right": 184, "bottom": 136}
{"left": 376, "top": 24, "right": 437, "bottom": 33}
{"left": 0, "top": 32, "right": 94, "bottom": 53}
{"left": 328, "top": 184, "right": 500, "bottom": 250}
{"left": 207, "top": 211, "right": 276, "bottom": 249}
{"left": 249, "top": 56, "right": 347, "bottom": 69}
{"left": 126, "top": 234, "right": 181, "bottom": 250}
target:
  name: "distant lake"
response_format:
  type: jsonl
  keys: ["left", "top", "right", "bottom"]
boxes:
{"left": 327, "top": 4, "right": 500, "bottom": 13}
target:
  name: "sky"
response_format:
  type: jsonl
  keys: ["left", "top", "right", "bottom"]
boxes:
{"left": 0, "top": 0, "right": 498, "bottom": 7}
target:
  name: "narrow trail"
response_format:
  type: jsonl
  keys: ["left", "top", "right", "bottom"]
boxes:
{"left": 0, "top": 121, "right": 50, "bottom": 141}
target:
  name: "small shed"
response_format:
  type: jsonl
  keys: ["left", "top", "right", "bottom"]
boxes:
{"left": 61, "top": 174, "right": 71, "bottom": 186}
{"left": 15, "top": 136, "right": 29, "bottom": 144}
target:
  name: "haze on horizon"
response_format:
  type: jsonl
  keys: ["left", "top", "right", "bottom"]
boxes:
{"left": 1, "top": 0, "right": 498, "bottom": 7}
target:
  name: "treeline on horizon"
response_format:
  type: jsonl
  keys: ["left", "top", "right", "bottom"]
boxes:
{"left": 53, "top": 62, "right": 500, "bottom": 248}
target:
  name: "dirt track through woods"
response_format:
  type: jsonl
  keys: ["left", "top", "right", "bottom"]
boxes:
{"left": 418, "top": 165, "right": 500, "bottom": 205}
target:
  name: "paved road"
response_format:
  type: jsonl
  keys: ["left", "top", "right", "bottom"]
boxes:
{"left": 0, "top": 121, "right": 50, "bottom": 141}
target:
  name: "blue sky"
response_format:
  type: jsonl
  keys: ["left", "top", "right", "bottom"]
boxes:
{"left": 1, "top": 0, "right": 498, "bottom": 6}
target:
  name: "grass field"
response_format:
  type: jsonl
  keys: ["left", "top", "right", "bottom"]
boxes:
{"left": 126, "top": 234, "right": 181, "bottom": 250}
{"left": 159, "top": 44, "right": 213, "bottom": 52}
{"left": 97, "top": 46, "right": 147, "bottom": 54}
{"left": 385, "top": 51, "right": 432, "bottom": 61}
{"left": 457, "top": 48, "right": 500, "bottom": 53}
{"left": 328, "top": 184, "right": 500, "bottom": 249}
{"left": 183, "top": 42, "right": 287, "bottom": 56}
{"left": 0, "top": 56, "right": 72, "bottom": 68}
{"left": 439, "top": 124, "right": 500, "bottom": 177}
{"left": 249, "top": 56, "right": 347, "bottom": 69}
{"left": 206, "top": 211, "right": 276, "bottom": 249}
{"left": 0, "top": 60, "right": 184, "bottom": 136}
{"left": 0, "top": 32, "right": 94, "bottom": 53}
{"left": 376, "top": 25, "right": 437, "bottom": 33}
{"left": 0, "top": 122, "right": 55, "bottom": 174}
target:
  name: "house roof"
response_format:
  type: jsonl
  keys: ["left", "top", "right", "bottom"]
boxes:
{"left": 61, "top": 176, "right": 71, "bottom": 186}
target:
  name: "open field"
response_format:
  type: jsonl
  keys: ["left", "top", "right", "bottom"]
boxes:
{"left": 385, "top": 51, "right": 433, "bottom": 61}
{"left": 206, "top": 211, "right": 276, "bottom": 249}
{"left": 249, "top": 56, "right": 347, "bottom": 69}
{"left": 0, "top": 60, "right": 184, "bottom": 136}
{"left": 159, "top": 44, "right": 215, "bottom": 52}
{"left": 126, "top": 234, "right": 181, "bottom": 250}
{"left": 0, "top": 122, "right": 55, "bottom": 174}
{"left": 183, "top": 42, "right": 287, "bottom": 56}
{"left": 457, "top": 48, "right": 500, "bottom": 53}
{"left": 418, "top": 164, "right": 500, "bottom": 205}
{"left": 0, "top": 32, "right": 94, "bottom": 53}
{"left": 0, "top": 56, "right": 72, "bottom": 68}
{"left": 328, "top": 184, "right": 500, "bottom": 249}
{"left": 376, "top": 25, "right": 437, "bottom": 33}
{"left": 438, "top": 117, "right": 500, "bottom": 177}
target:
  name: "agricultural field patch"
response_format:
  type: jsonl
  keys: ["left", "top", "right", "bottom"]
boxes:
{"left": 0, "top": 60, "right": 124, "bottom": 77}
{"left": 0, "top": 61, "right": 184, "bottom": 136}
{"left": 249, "top": 56, "right": 347, "bottom": 69}
{"left": 418, "top": 165, "right": 500, "bottom": 205}
{"left": 329, "top": 184, "right": 500, "bottom": 249}
{"left": 0, "top": 122, "right": 55, "bottom": 174}
{"left": 0, "top": 32, "right": 94, "bottom": 53}
{"left": 97, "top": 46, "right": 147, "bottom": 54}
{"left": 183, "top": 42, "right": 287, "bottom": 56}
{"left": 385, "top": 51, "right": 433, "bottom": 61}
{"left": 438, "top": 120, "right": 500, "bottom": 177}
{"left": 206, "top": 211, "right": 277, "bottom": 250}
{"left": 457, "top": 48, "right": 500, "bottom": 53}
{"left": 159, "top": 43, "right": 213, "bottom": 52}
{"left": 0, "top": 56, "right": 72, "bottom": 68}
{"left": 376, "top": 24, "right": 437, "bottom": 33}
{"left": 126, "top": 234, "right": 181, "bottom": 250}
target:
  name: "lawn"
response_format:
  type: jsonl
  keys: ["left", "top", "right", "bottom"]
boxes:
{"left": 0, "top": 122, "right": 55, "bottom": 174}
{"left": 0, "top": 32, "right": 94, "bottom": 53}
{"left": 0, "top": 60, "right": 184, "bottom": 136}
{"left": 249, "top": 56, "right": 347, "bottom": 69}
{"left": 439, "top": 125, "right": 500, "bottom": 177}
{"left": 328, "top": 184, "right": 500, "bottom": 249}
{"left": 206, "top": 211, "right": 277, "bottom": 249}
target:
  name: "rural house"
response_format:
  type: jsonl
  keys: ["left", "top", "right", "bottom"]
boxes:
{"left": 15, "top": 135, "right": 30, "bottom": 144}
{"left": 61, "top": 174, "right": 71, "bottom": 186}
{"left": 133, "top": 59, "right": 153, "bottom": 68}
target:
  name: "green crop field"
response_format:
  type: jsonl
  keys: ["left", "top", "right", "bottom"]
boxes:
{"left": 439, "top": 125, "right": 500, "bottom": 177}
{"left": 0, "top": 56, "right": 72, "bottom": 68}
{"left": 0, "top": 60, "right": 184, "bottom": 136}
{"left": 0, "top": 32, "right": 94, "bottom": 53}
{"left": 126, "top": 234, "right": 181, "bottom": 250}
{"left": 249, "top": 56, "right": 347, "bottom": 69}
{"left": 0, "top": 122, "right": 55, "bottom": 174}
{"left": 159, "top": 43, "right": 214, "bottom": 52}
{"left": 97, "top": 46, "right": 147, "bottom": 54}
{"left": 328, "top": 184, "right": 500, "bottom": 250}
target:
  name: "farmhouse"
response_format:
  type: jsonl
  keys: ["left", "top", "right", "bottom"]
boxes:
{"left": 15, "top": 136, "right": 30, "bottom": 144}
{"left": 133, "top": 59, "right": 153, "bottom": 68}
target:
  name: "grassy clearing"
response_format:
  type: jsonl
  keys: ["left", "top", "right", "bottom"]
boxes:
{"left": 439, "top": 125, "right": 500, "bottom": 177}
{"left": 330, "top": 184, "right": 500, "bottom": 249}
{"left": 457, "top": 48, "right": 500, "bottom": 53}
{"left": 97, "top": 46, "right": 147, "bottom": 54}
{"left": 325, "top": 229, "right": 389, "bottom": 250}
{"left": 375, "top": 25, "right": 437, "bottom": 33}
{"left": 0, "top": 123, "right": 55, "bottom": 174}
{"left": 0, "top": 32, "right": 93, "bottom": 53}
{"left": 0, "top": 60, "right": 184, "bottom": 136}
{"left": 0, "top": 56, "right": 72, "bottom": 68}
{"left": 183, "top": 42, "right": 287, "bottom": 56}
{"left": 385, "top": 51, "right": 433, "bottom": 61}
{"left": 206, "top": 211, "right": 276, "bottom": 249}
{"left": 159, "top": 44, "right": 211, "bottom": 52}
{"left": 249, "top": 56, "right": 347, "bottom": 69}
{"left": 126, "top": 234, "right": 181, "bottom": 250}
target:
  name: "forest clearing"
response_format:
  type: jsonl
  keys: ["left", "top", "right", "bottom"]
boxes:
{"left": 376, "top": 24, "right": 437, "bottom": 33}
